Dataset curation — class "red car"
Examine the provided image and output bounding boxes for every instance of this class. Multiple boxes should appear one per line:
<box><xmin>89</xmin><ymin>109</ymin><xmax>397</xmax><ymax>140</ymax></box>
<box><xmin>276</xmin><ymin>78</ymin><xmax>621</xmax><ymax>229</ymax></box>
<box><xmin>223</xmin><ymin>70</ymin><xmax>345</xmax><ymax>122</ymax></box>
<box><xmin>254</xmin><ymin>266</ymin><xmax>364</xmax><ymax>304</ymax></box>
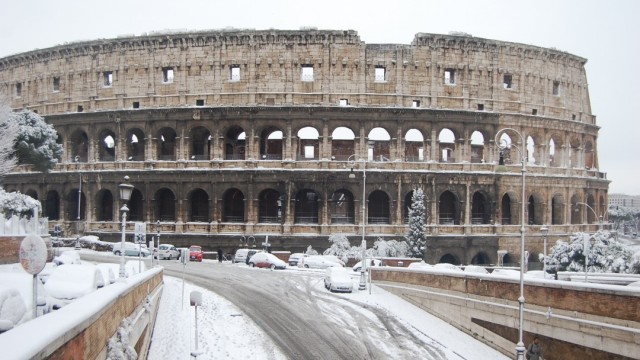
<box><xmin>189</xmin><ymin>245</ymin><xmax>203</xmax><ymax>262</ymax></box>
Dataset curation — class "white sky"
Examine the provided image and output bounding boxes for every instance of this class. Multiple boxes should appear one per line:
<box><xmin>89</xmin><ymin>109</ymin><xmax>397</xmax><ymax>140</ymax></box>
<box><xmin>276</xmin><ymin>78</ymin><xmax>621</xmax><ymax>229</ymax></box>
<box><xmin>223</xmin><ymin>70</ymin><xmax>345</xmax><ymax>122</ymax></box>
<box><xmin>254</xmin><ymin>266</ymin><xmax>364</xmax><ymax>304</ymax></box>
<box><xmin>1</xmin><ymin>0</ymin><xmax>638</xmax><ymax>194</ymax></box>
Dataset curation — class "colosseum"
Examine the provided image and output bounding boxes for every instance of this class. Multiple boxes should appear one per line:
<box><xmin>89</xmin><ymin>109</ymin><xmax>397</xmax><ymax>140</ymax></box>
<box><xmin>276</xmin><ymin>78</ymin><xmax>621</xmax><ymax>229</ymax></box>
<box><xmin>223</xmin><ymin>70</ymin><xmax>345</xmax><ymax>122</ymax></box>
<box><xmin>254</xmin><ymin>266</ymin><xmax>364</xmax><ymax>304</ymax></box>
<box><xmin>0</xmin><ymin>29</ymin><xmax>609</xmax><ymax>265</ymax></box>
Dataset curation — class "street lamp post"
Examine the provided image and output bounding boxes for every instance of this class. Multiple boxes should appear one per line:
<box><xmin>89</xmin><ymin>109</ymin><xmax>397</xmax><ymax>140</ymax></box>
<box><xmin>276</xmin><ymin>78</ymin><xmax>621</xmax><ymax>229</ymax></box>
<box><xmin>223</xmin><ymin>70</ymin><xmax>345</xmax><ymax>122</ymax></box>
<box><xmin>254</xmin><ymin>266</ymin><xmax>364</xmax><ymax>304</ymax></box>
<box><xmin>348</xmin><ymin>155</ymin><xmax>367</xmax><ymax>291</ymax></box>
<box><xmin>575</xmin><ymin>202</ymin><xmax>601</xmax><ymax>282</ymax></box>
<box><xmin>74</xmin><ymin>155</ymin><xmax>82</xmax><ymax>249</ymax></box>
<box><xmin>118</xmin><ymin>176</ymin><xmax>134</xmax><ymax>279</ymax></box>
<box><xmin>496</xmin><ymin>128</ymin><xmax>527</xmax><ymax>360</ymax></box>
<box><xmin>540</xmin><ymin>225</ymin><xmax>549</xmax><ymax>279</ymax></box>
<box><xmin>156</xmin><ymin>220</ymin><xmax>160</xmax><ymax>266</ymax></box>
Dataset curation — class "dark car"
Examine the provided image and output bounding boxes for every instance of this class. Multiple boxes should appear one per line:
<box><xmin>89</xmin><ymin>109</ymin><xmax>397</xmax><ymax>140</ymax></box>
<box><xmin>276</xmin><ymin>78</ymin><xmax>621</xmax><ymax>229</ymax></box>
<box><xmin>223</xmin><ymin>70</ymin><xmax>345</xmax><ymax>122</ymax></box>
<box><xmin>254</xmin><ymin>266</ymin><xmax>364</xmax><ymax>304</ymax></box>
<box><xmin>189</xmin><ymin>245</ymin><xmax>203</xmax><ymax>262</ymax></box>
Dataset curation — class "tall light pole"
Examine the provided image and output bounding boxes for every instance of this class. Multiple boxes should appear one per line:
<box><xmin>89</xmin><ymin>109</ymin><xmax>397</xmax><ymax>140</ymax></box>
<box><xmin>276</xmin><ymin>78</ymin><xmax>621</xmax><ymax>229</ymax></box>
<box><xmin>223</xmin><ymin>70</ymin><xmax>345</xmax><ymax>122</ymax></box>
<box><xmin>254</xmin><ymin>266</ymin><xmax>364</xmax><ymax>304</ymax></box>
<box><xmin>348</xmin><ymin>154</ymin><xmax>367</xmax><ymax>291</ymax></box>
<box><xmin>156</xmin><ymin>219</ymin><xmax>160</xmax><ymax>266</ymax></box>
<box><xmin>496</xmin><ymin>128</ymin><xmax>527</xmax><ymax>360</ymax></box>
<box><xmin>575</xmin><ymin>201</ymin><xmax>601</xmax><ymax>282</ymax></box>
<box><xmin>118</xmin><ymin>176</ymin><xmax>134</xmax><ymax>279</ymax></box>
<box><xmin>540</xmin><ymin>225</ymin><xmax>549</xmax><ymax>279</ymax></box>
<box><xmin>74</xmin><ymin>155</ymin><xmax>82</xmax><ymax>249</ymax></box>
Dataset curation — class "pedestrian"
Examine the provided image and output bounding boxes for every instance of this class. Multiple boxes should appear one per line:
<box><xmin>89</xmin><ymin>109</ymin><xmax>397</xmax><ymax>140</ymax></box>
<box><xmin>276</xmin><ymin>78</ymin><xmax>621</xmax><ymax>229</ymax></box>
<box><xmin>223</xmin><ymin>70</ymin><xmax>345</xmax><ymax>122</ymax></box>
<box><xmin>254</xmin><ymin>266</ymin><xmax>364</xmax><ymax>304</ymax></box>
<box><xmin>217</xmin><ymin>247</ymin><xmax>223</xmax><ymax>263</ymax></box>
<box><xmin>526</xmin><ymin>336</ymin><xmax>543</xmax><ymax>360</ymax></box>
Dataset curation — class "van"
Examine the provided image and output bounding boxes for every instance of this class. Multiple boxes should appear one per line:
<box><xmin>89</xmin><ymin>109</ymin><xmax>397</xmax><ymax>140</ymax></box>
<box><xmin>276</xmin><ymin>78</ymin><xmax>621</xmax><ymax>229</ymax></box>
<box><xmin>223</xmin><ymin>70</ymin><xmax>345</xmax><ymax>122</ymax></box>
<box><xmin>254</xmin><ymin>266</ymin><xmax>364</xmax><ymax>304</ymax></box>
<box><xmin>234</xmin><ymin>248</ymin><xmax>249</xmax><ymax>264</ymax></box>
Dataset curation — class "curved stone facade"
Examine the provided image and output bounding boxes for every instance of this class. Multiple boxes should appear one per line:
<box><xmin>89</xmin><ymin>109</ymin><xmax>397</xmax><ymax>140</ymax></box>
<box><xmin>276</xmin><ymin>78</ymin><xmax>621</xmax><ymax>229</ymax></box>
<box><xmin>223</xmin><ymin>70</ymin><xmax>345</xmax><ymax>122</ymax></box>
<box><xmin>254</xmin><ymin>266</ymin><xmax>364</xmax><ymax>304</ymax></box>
<box><xmin>0</xmin><ymin>29</ymin><xmax>609</xmax><ymax>264</ymax></box>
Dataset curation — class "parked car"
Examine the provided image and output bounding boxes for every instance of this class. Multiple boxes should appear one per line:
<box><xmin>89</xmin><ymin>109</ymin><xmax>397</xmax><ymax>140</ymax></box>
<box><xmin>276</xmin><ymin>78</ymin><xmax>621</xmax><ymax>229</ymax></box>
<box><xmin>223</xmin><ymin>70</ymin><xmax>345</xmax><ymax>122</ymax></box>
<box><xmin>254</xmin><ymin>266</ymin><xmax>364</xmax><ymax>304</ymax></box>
<box><xmin>112</xmin><ymin>242</ymin><xmax>150</xmax><ymax>257</ymax></box>
<box><xmin>352</xmin><ymin>258</ymin><xmax>383</xmax><ymax>272</ymax></box>
<box><xmin>248</xmin><ymin>252</ymin><xmax>287</xmax><ymax>269</ymax></box>
<box><xmin>244</xmin><ymin>250</ymin><xmax>261</xmax><ymax>265</ymax></box>
<box><xmin>324</xmin><ymin>267</ymin><xmax>353</xmax><ymax>293</ymax></box>
<box><xmin>189</xmin><ymin>245</ymin><xmax>203</xmax><ymax>262</ymax></box>
<box><xmin>157</xmin><ymin>244</ymin><xmax>180</xmax><ymax>260</ymax></box>
<box><xmin>299</xmin><ymin>255</ymin><xmax>343</xmax><ymax>269</ymax></box>
<box><xmin>234</xmin><ymin>248</ymin><xmax>250</xmax><ymax>264</ymax></box>
<box><xmin>288</xmin><ymin>253</ymin><xmax>308</xmax><ymax>266</ymax></box>
<box><xmin>323</xmin><ymin>255</ymin><xmax>346</xmax><ymax>267</ymax></box>
<box><xmin>44</xmin><ymin>264</ymin><xmax>103</xmax><ymax>310</ymax></box>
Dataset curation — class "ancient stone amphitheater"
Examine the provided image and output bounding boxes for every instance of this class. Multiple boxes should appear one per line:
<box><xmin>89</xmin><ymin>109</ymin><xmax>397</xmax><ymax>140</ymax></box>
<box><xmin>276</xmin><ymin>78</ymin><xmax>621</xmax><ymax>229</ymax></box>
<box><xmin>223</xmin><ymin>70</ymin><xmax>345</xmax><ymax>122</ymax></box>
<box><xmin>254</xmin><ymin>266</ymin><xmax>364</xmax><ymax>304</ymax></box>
<box><xmin>0</xmin><ymin>29</ymin><xmax>609</xmax><ymax>265</ymax></box>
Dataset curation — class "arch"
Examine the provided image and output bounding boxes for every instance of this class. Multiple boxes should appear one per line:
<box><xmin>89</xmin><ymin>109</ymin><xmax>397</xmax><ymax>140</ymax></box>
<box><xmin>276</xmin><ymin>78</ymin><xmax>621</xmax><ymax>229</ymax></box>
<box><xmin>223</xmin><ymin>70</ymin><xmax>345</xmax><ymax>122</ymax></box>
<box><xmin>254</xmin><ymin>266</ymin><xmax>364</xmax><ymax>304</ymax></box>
<box><xmin>25</xmin><ymin>189</ymin><xmax>38</xmax><ymax>200</ymax></box>
<box><xmin>66</xmin><ymin>188</ymin><xmax>86</xmax><ymax>221</ymax></box>
<box><xmin>297</xmin><ymin>126</ymin><xmax>320</xmax><ymax>160</ymax></box>
<box><xmin>188</xmin><ymin>188</ymin><xmax>209</xmax><ymax>222</ymax></box>
<box><xmin>570</xmin><ymin>193</ymin><xmax>582</xmax><ymax>224</ymax></box>
<box><xmin>190</xmin><ymin>126</ymin><xmax>211</xmax><ymax>160</ymax></box>
<box><xmin>95</xmin><ymin>189</ymin><xmax>114</xmax><ymax>221</ymax></box>
<box><xmin>128</xmin><ymin>189</ymin><xmax>144</xmax><ymax>222</ymax></box>
<box><xmin>70</xmin><ymin>129</ymin><xmax>89</xmax><ymax>162</ymax></box>
<box><xmin>470</xmin><ymin>131</ymin><xmax>485</xmax><ymax>163</ymax></box>
<box><xmin>471</xmin><ymin>252</ymin><xmax>491</xmax><ymax>265</ymax></box>
<box><xmin>222</xmin><ymin>188</ymin><xmax>245</xmax><ymax>222</ymax></box>
<box><xmin>584</xmin><ymin>140</ymin><xmax>595</xmax><ymax>169</ymax></box>
<box><xmin>569</xmin><ymin>137</ymin><xmax>581</xmax><ymax>168</ymax></box>
<box><xmin>329</xmin><ymin>189</ymin><xmax>354</xmax><ymax>224</ymax></box>
<box><xmin>258</xmin><ymin>189</ymin><xmax>282</xmax><ymax>223</ymax></box>
<box><xmin>157</xmin><ymin>127</ymin><xmax>177</xmax><ymax>161</ymax></box>
<box><xmin>294</xmin><ymin>189</ymin><xmax>319</xmax><ymax>224</ymax></box>
<box><xmin>126</xmin><ymin>128</ymin><xmax>145</xmax><ymax>161</ymax></box>
<box><xmin>497</xmin><ymin>133</ymin><xmax>514</xmax><ymax>165</ymax></box>
<box><xmin>471</xmin><ymin>191</ymin><xmax>490</xmax><ymax>224</ymax></box>
<box><xmin>331</xmin><ymin>126</ymin><xmax>355</xmax><ymax>161</ymax></box>
<box><xmin>403</xmin><ymin>191</ymin><xmax>414</xmax><ymax>224</ymax></box>
<box><xmin>439</xmin><ymin>190</ymin><xmax>460</xmax><ymax>225</ymax></box>
<box><xmin>548</xmin><ymin>138</ymin><xmax>556</xmax><ymax>167</ymax></box>
<box><xmin>155</xmin><ymin>188</ymin><xmax>176</xmax><ymax>221</ymax></box>
<box><xmin>98</xmin><ymin>129</ymin><xmax>116</xmax><ymax>162</ymax></box>
<box><xmin>528</xmin><ymin>193</ymin><xmax>544</xmax><ymax>225</ymax></box>
<box><xmin>438</xmin><ymin>128</ymin><xmax>456</xmax><ymax>163</ymax></box>
<box><xmin>551</xmin><ymin>194</ymin><xmax>565</xmax><ymax>225</ymax></box>
<box><xmin>501</xmin><ymin>192</ymin><xmax>517</xmax><ymax>225</ymax></box>
<box><xmin>45</xmin><ymin>190</ymin><xmax>60</xmax><ymax>220</ymax></box>
<box><xmin>404</xmin><ymin>129</ymin><xmax>425</xmax><ymax>162</ymax></box>
<box><xmin>260</xmin><ymin>127</ymin><xmax>283</xmax><ymax>160</ymax></box>
<box><xmin>526</xmin><ymin>135</ymin><xmax>536</xmax><ymax>165</ymax></box>
<box><xmin>225</xmin><ymin>126</ymin><xmax>246</xmax><ymax>160</ymax></box>
<box><xmin>368</xmin><ymin>190</ymin><xmax>390</xmax><ymax>224</ymax></box>
<box><xmin>586</xmin><ymin>194</ymin><xmax>597</xmax><ymax>223</ymax></box>
<box><xmin>368</xmin><ymin>127</ymin><xmax>390</xmax><ymax>161</ymax></box>
<box><xmin>439</xmin><ymin>254</ymin><xmax>460</xmax><ymax>265</ymax></box>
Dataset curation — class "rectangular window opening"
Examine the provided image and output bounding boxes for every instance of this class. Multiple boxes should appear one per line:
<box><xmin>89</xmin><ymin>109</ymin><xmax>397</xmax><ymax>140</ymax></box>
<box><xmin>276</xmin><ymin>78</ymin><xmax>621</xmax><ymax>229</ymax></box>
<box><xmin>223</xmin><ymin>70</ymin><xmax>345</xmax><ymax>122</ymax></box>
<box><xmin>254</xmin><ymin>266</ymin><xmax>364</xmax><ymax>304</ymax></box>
<box><xmin>444</xmin><ymin>69</ymin><xmax>455</xmax><ymax>85</ymax></box>
<box><xmin>572</xmin><ymin>114</ymin><xmax>576</xmax><ymax>120</ymax></box>
<box><xmin>503</xmin><ymin>74</ymin><xmax>512</xmax><ymax>89</ymax></box>
<box><xmin>77</xmin><ymin>105</ymin><xmax>84</xmax><ymax>113</ymax></box>
<box><xmin>163</xmin><ymin>67</ymin><xmax>174</xmax><ymax>83</ymax></box>
<box><xmin>230</xmin><ymin>66</ymin><xmax>240</xmax><ymax>81</ymax></box>
<box><xmin>304</xmin><ymin>146</ymin><xmax>315</xmax><ymax>159</ymax></box>
<box><xmin>16</xmin><ymin>83</ymin><xmax>22</xmax><ymax>97</ymax></box>
<box><xmin>412</xmin><ymin>100</ymin><xmax>420</xmax><ymax>108</ymax></box>
<box><xmin>552</xmin><ymin>81</ymin><xmax>560</xmax><ymax>96</ymax></box>
<box><xmin>132</xmin><ymin>101</ymin><xmax>140</xmax><ymax>109</ymax></box>
<box><xmin>301</xmin><ymin>65</ymin><xmax>314</xmax><ymax>82</ymax></box>
<box><xmin>53</xmin><ymin>77</ymin><xmax>60</xmax><ymax>92</ymax></box>
<box><xmin>477</xmin><ymin>104</ymin><xmax>484</xmax><ymax>111</ymax></box>
<box><xmin>103</xmin><ymin>71</ymin><xmax>113</xmax><ymax>87</ymax></box>
<box><xmin>196</xmin><ymin>99</ymin><xmax>204</xmax><ymax>106</ymax></box>
<box><xmin>532</xmin><ymin>108</ymin><xmax>538</xmax><ymax>115</ymax></box>
<box><xmin>339</xmin><ymin>99</ymin><xmax>349</xmax><ymax>106</ymax></box>
<box><xmin>374</xmin><ymin>66</ymin><xmax>386</xmax><ymax>82</ymax></box>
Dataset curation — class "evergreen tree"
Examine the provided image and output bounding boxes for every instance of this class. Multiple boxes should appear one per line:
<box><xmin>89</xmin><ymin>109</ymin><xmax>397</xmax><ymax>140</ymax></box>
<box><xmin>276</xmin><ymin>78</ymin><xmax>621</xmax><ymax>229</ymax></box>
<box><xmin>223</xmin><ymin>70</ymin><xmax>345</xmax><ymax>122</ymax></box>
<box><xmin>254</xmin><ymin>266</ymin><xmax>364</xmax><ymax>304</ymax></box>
<box><xmin>10</xmin><ymin>110</ymin><xmax>63</xmax><ymax>172</ymax></box>
<box><xmin>406</xmin><ymin>188</ymin><xmax>427</xmax><ymax>258</ymax></box>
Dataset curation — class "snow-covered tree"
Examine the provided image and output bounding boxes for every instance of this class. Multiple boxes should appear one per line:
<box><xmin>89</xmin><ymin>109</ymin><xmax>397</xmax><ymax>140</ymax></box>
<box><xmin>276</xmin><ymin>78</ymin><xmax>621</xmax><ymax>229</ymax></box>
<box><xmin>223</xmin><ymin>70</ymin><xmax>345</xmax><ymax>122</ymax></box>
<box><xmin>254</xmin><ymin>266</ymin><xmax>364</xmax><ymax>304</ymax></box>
<box><xmin>0</xmin><ymin>101</ymin><xmax>19</xmax><ymax>177</ymax></box>
<box><xmin>369</xmin><ymin>238</ymin><xmax>409</xmax><ymax>257</ymax></box>
<box><xmin>10</xmin><ymin>110</ymin><xmax>63</xmax><ymax>172</ymax></box>
<box><xmin>546</xmin><ymin>230</ymin><xmax>639</xmax><ymax>274</ymax></box>
<box><xmin>323</xmin><ymin>233</ymin><xmax>352</xmax><ymax>262</ymax></box>
<box><xmin>406</xmin><ymin>188</ymin><xmax>427</xmax><ymax>258</ymax></box>
<box><xmin>0</xmin><ymin>188</ymin><xmax>41</xmax><ymax>217</ymax></box>
<box><xmin>304</xmin><ymin>245</ymin><xmax>318</xmax><ymax>255</ymax></box>
<box><xmin>608</xmin><ymin>205</ymin><xmax>639</xmax><ymax>235</ymax></box>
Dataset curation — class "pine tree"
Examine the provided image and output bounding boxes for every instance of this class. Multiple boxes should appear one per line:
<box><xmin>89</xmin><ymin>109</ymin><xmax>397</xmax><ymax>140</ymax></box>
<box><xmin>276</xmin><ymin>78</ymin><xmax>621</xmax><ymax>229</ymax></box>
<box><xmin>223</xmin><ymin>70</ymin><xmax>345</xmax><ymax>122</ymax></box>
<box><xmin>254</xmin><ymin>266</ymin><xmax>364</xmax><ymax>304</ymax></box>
<box><xmin>11</xmin><ymin>110</ymin><xmax>63</xmax><ymax>172</ymax></box>
<box><xmin>406</xmin><ymin>188</ymin><xmax>427</xmax><ymax>258</ymax></box>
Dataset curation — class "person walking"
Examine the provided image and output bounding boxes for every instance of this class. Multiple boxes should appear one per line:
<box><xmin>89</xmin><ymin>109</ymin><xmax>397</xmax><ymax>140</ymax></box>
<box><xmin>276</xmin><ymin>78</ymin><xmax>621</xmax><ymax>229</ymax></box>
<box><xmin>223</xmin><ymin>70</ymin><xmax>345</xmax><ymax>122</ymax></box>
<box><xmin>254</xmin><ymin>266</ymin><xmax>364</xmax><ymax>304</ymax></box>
<box><xmin>526</xmin><ymin>336</ymin><xmax>544</xmax><ymax>360</ymax></box>
<box><xmin>217</xmin><ymin>247</ymin><xmax>223</xmax><ymax>263</ymax></box>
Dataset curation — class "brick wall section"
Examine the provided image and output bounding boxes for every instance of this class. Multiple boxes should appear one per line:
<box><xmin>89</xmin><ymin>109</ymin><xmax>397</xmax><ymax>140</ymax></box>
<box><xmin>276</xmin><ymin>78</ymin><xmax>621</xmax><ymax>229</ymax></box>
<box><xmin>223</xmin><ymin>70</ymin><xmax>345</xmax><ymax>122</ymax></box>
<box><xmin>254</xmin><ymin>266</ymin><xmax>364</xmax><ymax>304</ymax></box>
<box><xmin>0</xmin><ymin>235</ymin><xmax>53</xmax><ymax>265</ymax></box>
<box><xmin>371</xmin><ymin>269</ymin><xmax>640</xmax><ymax>322</ymax></box>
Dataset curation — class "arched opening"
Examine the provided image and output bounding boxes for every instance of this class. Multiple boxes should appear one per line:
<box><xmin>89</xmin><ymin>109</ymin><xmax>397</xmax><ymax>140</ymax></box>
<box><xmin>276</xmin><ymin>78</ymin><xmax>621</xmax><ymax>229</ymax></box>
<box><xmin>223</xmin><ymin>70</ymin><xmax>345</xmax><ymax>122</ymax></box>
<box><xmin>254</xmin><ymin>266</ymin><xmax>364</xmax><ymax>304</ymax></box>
<box><xmin>98</xmin><ymin>129</ymin><xmax>116</xmax><ymax>162</ymax></box>
<box><xmin>368</xmin><ymin>127</ymin><xmax>391</xmax><ymax>161</ymax></box>
<box><xmin>297</xmin><ymin>127</ymin><xmax>319</xmax><ymax>160</ymax></box>
<box><xmin>528</xmin><ymin>194</ymin><xmax>543</xmax><ymax>225</ymax></box>
<box><xmin>571</xmin><ymin>194</ymin><xmax>582</xmax><ymax>224</ymax></box>
<box><xmin>188</xmin><ymin>188</ymin><xmax>209</xmax><ymax>222</ymax></box>
<box><xmin>95</xmin><ymin>189</ymin><xmax>113</xmax><ymax>221</ymax></box>
<box><xmin>331</xmin><ymin>127</ymin><xmax>355</xmax><ymax>161</ymax></box>
<box><xmin>470</xmin><ymin>131</ymin><xmax>485</xmax><ymax>163</ymax></box>
<box><xmin>66</xmin><ymin>188</ymin><xmax>85</xmax><ymax>220</ymax></box>
<box><xmin>25</xmin><ymin>189</ymin><xmax>38</xmax><ymax>200</ymax></box>
<box><xmin>225</xmin><ymin>126</ymin><xmax>246</xmax><ymax>160</ymax></box>
<box><xmin>471</xmin><ymin>252</ymin><xmax>490</xmax><ymax>265</ymax></box>
<box><xmin>128</xmin><ymin>189</ymin><xmax>144</xmax><ymax>222</ymax></box>
<box><xmin>584</xmin><ymin>141</ymin><xmax>594</xmax><ymax>169</ymax></box>
<box><xmin>45</xmin><ymin>191</ymin><xmax>60</xmax><ymax>220</ymax></box>
<box><xmin>438</xmin><ymin>128</ymin><xmax>456</xmax><ymax>163</ymax></box>
<box><xmin>294</xmin><ymin>189</ymin><xmax>319</xmax><ymax>224</ymax></box>
<box><xmin>570</xmin><ymin>138</ymin><xmax>580</xmax><ymax>168</ymax></box>
<box><xmin>548</xmin><ymin>138</ymin><xmax>556</xmax><ymax>167</ymax></box>
<box><xmin>552</xmin><ymin>194</ymin><xmax>565</xmax><ymax>225</ymax></box>
<box><xmin>155</xmin><ymin>188</ymin><xmax>176</xmax><ymax>221</ymax></box>
<box><xmin>498</xmin><ymin>133</ymin><xmax>514</xmax><ymax>165</ymax></box>
<box><xmin>368</xmin><ymin>190</ymin><xmax>390</xmax><ymax>224</ymax></box>
<box><xmin>586</xmin><ymin>194</ymin><xmax>597</xmax><ymax>223</ymax></box>
<box><xmin>439</xmin><ymin>190</ymin><xmax>460</xmax><ymax>225</ymax></box>
<box><xmin>501</xmin><ymin>193</ymin><xmax>515</xmax><ymax>225</ymax></box>
<box><xmin>260</xmin><ymin>127</ymin><xmax>283</xmax><ymax>160</ymax></box>
<box><xmin>404</xmin><ymin>129</ymin><xmax>424</xmax><ymax>162</ymax></box>
<box><xmin>126</xmin><ymin>129</ymin><xmax>145</xmax><ymax>161</ymax></box>
<box><xmin>70</xmin><ymin>129</ymin><xmax>89</xmax><ymax>162</ymax></box>
<box><xmin>526</xmin><ymin>136</ymin><xmax>536</xmax><ymax>165</ymax></box>
<box><xmin>222</xmin><ymin>188</ymin><xmax>245</xmax><ymax>223</ymax></box>
<box><xmin>471</xmin><ymin>192</ymin><xmax>490</xmax><ymax>224</ymax></box>
<box><xmin>329</xmin><ymin>190</ymin><xmax>354</xmax><ymax>224</ymax></box>
<box><xmin>258</xmin><ymin>189</ymin><xmax>282</xmax><ymax>223</ymax></box>
<box><xmin>190</xmin><ymin>127</ymin><xmax>211</xmax><ymax>160</ymax></box>
<box><xmin>439</xmin><ymin>254</ymin><xmax>460</xmax><ymax>265</ymax></box>
<box><xmin>158</xmin><ymin>128</ymin><xmax>177</xmax><ymax>161</ymax></box>
<box><xmin>403</xmin><ymin>191</ymin><xmax>414</xmax><ymax>224</ymax></box>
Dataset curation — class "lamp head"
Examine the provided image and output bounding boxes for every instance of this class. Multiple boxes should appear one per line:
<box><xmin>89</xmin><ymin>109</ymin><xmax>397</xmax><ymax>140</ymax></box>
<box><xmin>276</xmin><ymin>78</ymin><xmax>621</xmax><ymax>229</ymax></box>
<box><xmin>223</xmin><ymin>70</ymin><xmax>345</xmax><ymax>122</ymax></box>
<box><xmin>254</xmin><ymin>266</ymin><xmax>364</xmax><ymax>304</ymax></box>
<box><xmin>540</xmin><ymin>225</ymin><xmax>549</xmax><ymax>236</ymax></box>
<box><xmin>119</xmin><ymin>176</ymin><xmax>134</xmax><ymax>202</ymax></box>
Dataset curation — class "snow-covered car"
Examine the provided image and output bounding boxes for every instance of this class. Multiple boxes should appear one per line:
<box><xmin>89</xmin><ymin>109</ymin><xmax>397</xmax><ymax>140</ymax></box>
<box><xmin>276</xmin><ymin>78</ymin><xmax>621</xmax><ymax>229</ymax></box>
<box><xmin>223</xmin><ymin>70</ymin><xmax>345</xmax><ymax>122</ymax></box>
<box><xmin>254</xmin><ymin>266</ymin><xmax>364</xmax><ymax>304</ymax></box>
<box><xmin>112</xmin><ymin>242</ymin><xmax>150</xmax><ymax>257</ymax></box>
<box><xmin>0</xmin><ymin>285</ymin><xmax>27</xmax><ymax>333</ymax></box>
<box><xmin>157</xmin><ymin>244</ymin><xmax>180</xmax><ymax>260</ymax></box>
<box><xmin>352</xmin><ymin>259</ymin><xmax>383</xmax><ymax>272</ymax></box>
<box><xmin>189</xmin><ymin>245</ymin><xmax>203</xmax><ymax>262</ymax></box>
<box><xmin>44</xmin><ymin>264</ymin><xmax>103</xmax><ymax>310</ymax></box>
<box><xmin>463</xmin><ymin>265</ymin><xmax>489</xmax><ymax>274</ymax></box>
<box><xmin>287</xmin><ymin>253</ymin><xmax>308</xmax><ymax>266</ymax></box>
<box><xmin>324</xmin><ymin>267</ymin><xmax>353</xmax><ymax>293</ymax></box>
<box><xmin>323</xmin><ymin>255</ymin><xmax>346</xmax><ymax>267</ymax></box>
<box><xmin>407</xmin><ymin>261</ymin><xmax>433</xmax><ymax>270</ymax></box>
<box><xmin>0</xmin><ymin>272</ymin><xmax>49</xmax><ymax>329</ymax></box>
<box><xmin>53</xmin><ymin>250</ymin><xmax>81</xmax><ymax>265</ymax></box>
<box><xmin>299</xmin><ymin>255</ymin><xmax>343</xmax><ymax>269</ymax></box>
<box><xmin>248</xmin><ymin>252</ymin><xmax>287</xmax><ymax>270</ymax></box>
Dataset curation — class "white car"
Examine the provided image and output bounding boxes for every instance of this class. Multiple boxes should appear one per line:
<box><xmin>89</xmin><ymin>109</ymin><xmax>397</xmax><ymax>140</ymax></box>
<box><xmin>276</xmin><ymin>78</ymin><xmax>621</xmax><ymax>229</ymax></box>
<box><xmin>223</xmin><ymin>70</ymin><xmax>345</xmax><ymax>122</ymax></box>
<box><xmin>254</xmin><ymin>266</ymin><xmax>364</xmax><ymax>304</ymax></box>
<box><xmin>44</xmin><ymin>264</ymin><xmax>103</xmax><ymax>310</ymax></box>
<box><xmin>288</xmin><ymin>253</ymin><xmax>308</xmax><ymax>266</ymax></box>
<box><xmin>352</xmin><ymin>259</ymin><xmax>383</xmax><ymax>272</ymax></box>
<box><xmin>299</xmin><ymin>255</ymin><xmax>343</xmax><ymax>269</ymax></box>
<box><xmin>324</xmin><ymin>267</ymin><xmax>353</xmax><ymax>293</ymax></box>
<box><xmin>248</xmin><ymin>252</ymin><xmax>287</xmax><ymax>269</ymax></box>
<box><xmin>112</xmin><ymin>242</ymin><xmax>150</xmax><ymax>257</ymax></box>
<box><xmin>157</xmin><ymin>244</ymin><xmax>180</xmax><ymax>260</ymax></box>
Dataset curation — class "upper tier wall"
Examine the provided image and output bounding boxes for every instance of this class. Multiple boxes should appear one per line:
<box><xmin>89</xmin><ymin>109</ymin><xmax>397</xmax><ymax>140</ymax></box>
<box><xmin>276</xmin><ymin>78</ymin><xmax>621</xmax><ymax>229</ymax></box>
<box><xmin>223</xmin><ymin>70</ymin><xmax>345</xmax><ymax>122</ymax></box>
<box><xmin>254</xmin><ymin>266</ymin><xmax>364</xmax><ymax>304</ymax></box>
<box><xmin>0</xmin><ymin>29</ymin><xmax>593</xmax><ymax>124</ymax></box>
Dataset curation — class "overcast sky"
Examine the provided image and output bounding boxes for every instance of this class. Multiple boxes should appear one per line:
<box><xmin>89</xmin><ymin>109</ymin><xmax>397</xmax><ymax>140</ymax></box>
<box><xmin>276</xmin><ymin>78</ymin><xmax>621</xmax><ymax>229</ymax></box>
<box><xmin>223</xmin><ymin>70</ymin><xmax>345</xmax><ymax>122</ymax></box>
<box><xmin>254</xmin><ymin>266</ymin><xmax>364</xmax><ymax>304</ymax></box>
<box><xmin>1</xmin><ymin>0</ymin><xmax>638</xmax><ymax>195</ymax></box>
